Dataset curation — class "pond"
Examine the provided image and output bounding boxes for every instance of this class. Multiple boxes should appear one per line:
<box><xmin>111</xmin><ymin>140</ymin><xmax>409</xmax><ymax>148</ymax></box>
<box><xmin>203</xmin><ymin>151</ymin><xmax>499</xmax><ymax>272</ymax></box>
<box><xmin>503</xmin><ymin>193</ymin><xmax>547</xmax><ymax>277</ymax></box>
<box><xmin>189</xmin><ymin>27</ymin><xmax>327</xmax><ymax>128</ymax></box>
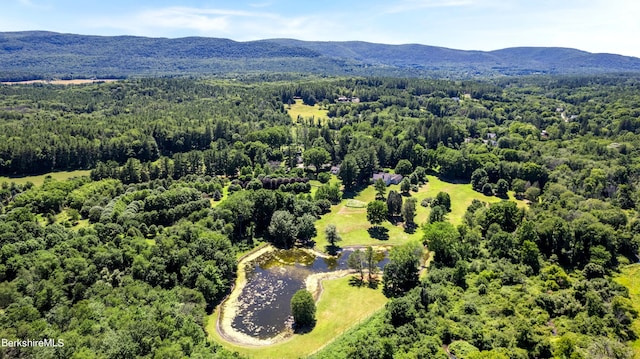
<box><xmin>230</xmin><ymin>247</ymin><xmax>388</xmax><ymax>340</ymax></box>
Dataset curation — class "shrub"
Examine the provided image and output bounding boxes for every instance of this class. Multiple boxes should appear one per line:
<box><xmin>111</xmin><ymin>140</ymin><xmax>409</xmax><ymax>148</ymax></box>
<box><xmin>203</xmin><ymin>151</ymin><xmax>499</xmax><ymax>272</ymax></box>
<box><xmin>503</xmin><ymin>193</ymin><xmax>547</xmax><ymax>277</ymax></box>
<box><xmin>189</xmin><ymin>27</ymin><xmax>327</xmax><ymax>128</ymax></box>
<box><xmin>317</xmin><ymin>172</ymin><xmax>331</xmax><ymax>184</ymax></box>
<box><xmin>291</xmin><ymin>290</ymin><xmax>316</xmax><ymax>327</ymax></box>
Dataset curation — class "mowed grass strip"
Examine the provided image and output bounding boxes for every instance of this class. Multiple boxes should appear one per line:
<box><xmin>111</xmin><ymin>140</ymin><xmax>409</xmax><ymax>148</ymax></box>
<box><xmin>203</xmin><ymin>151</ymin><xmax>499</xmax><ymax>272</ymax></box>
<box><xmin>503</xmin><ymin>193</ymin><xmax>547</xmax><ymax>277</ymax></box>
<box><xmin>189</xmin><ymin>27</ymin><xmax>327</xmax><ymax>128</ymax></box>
<box><xmin>206</xmin><ymin>275</ymin><xmax>387</xmax><ymax>359</ymax></box>
<box><xmin>287</xmin><ymin>99</ymin><xmax>329</xmax><ymax>123</ymax></box>
<box><xmin>614</xmin><ymin>264</ymin><xmax>640</xmax><ymax>357</ymax></box>
<box><xmin>313</xmin><ymin>175</ymin><xmax>523</xmax><ymax>251</ymax></box>
<box><xmin>0</xmin><ymin>169</ymin><xmax>91</xmax><ymax>187</ymax></box>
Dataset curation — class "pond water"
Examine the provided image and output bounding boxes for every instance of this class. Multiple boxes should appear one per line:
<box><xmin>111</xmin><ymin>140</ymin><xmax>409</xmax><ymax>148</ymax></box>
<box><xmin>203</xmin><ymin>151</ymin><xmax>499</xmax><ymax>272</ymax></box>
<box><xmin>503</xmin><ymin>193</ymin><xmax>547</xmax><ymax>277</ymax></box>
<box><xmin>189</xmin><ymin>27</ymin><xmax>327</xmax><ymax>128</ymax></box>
<box><xmin>231</xmin><ymin>248</ymin><xmax>388</xmax><ymax>339</ymax></box>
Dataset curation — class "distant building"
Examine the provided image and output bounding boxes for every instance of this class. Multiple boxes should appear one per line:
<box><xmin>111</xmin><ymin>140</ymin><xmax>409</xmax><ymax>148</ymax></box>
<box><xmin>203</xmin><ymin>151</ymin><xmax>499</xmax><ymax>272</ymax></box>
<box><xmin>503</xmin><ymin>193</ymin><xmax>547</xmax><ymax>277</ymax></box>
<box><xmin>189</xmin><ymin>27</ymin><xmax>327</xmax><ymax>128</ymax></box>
<box><xmin>372</xmin><ymin>172</ymin><xmax>403</xmax><ymax>186</ymax></box>
<box><xmin>336</xmin><ymin>96</ymin><xmax>360</xmax><ymax>103</ymax></box>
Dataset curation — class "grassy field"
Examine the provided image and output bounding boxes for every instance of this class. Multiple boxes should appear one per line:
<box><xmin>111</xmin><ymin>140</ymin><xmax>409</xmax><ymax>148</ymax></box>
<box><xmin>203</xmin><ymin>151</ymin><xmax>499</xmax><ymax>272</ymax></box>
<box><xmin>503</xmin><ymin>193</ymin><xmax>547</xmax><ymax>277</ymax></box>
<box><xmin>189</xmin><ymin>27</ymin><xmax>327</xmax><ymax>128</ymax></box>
<box><xmin>614</xmin><ymin>264</ymin><xmax>640</xmax><ymax>357</ymax></box>
<box><xmin>287</xmin><ymin>99</ymin><xmax>328</xmax><ymax>123</ymax></box>
<box><xmin>0</xmin><ymin>169</ymin><xmax>91</xmax><ymax>187</ymax></box>
<box><xmin>313</xmin><ymin>175</ymin><xmax>523</xmax><ymax>251</ymax></box>
<box><xmin>206</xmin><ymin>275</ymin><xmax>387</xmax><ymax>359</ymax></box>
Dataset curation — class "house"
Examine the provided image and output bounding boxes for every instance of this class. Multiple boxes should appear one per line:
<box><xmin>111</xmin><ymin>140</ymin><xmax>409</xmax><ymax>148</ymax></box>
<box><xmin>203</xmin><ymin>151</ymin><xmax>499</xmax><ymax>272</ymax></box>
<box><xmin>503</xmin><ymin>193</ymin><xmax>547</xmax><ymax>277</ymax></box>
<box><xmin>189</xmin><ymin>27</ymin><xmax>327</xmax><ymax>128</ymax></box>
<box><xmin>372</xmin><ymin>172</ymin><xmax>403</xmax><ymax>186</ymax></box>
<box><xmin>336</xmin><ymin>96</ymin><xmax>361</xmax><ymax>103</ymax></box>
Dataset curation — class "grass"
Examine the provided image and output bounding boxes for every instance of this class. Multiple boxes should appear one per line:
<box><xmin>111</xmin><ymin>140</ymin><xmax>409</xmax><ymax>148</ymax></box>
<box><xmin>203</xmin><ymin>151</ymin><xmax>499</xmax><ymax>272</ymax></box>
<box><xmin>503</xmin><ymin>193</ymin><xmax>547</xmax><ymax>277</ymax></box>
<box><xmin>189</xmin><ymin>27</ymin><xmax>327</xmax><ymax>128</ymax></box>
<box><xmin>287</xmin><ymin>99</ymin><xmax>329</xmax><ymax>124</ymax></box>
<box><xmin>210</xmin><ymin>184</ymin><xmax>230</xmax><ymax>208</ymax></box>
<box><xmin>207</xmin><ymin>275</ymin><xmax>387</xmax><ymax>359</ymax></box>
<box><xmin>313</xmin><ymin>175</ymin><xmax>524</xmax><ymax>251</ymax></box>
<box><xmin>614</xmin><ymin>264</ymin><xmax>640</xmax><ymax>357</ymax></box>
<box><xmin>0</xmin><ymin>169</ymin><xmax>91</xmax><ymax>187</ymax></box>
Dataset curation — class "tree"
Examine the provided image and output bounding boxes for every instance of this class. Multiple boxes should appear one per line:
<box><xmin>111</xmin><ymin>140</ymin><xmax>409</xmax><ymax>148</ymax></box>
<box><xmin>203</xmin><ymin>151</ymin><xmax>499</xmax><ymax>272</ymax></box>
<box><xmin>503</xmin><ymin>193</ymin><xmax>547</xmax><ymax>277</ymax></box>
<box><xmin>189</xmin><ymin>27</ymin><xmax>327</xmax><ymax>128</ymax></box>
<box><xmin>496</xmin><ymin>178</ymin><xmax>509</xmax><ymax>197</ymax></box>
<box><xmin>400</xmin><ymin>178</ymin><xmax>411</xmax><ymax>194</ymax></box>
<box><xmin>386</xmin><ymin>190</ymin><xmax>403</xmax><ymax>218</ymax></box>
<box><xmin>347</xmin><ymin>249</ymin><xmax>365</xmax><ymax>282</ymax></box>
<box><xmin>432</xmin><ymin>191</ymin><xmax>451</xmax><ymax>212</ymax></box>
<box><xmin>482</xmin><ymin>182</ymin><xmax>494</xmax><ymax>196</ymax></box>
<box><xmin>365</xmin><ymin>246</ymin><xmax>379</xmax><ymax>282</ymax></box>
<box><xmin>616</xmin><ymin>184</ymin><xmax>635</xmax><ymax>209</ymax></box>
<box><xmin>429</xmin><ymin>205</ymin><xmax>446</xmax><ymax>223</ymax></box>
<box><xmin>401</xmin><ymin>197</ymin><xmax>417</xmax><ymax>226</ymax></box>
<box><xmin>482</xmin><ymin>201</ymin><xmax>523</xmax><ymax>233</ymax></box>
<box><xmin>303</xmin><ymin>147</ymin><xmax>330</xmax><ymax>173</ymax></box>
<box><xmin>524</xmin><ymin>186</ymin><xmax>540</xmax><ymax>202</ymax></box>
<box><xmin>383</xmin><ymin>241</ymin><xmax>422</xmax><ymax>297</ymax></box>
<box><xmin>338</xmin><ymin>155</ymin><xmax>359</xmax><ymax>190</ymax></box>
<box><xmin>521</xmin><ymin>240</ymin><xmax>541</xmax><ymax>273</ymax></box>
<box><xmin>470</xmin><ymin>168</ymin><xmax>488</xmax><ymax>192</ymax></box>
<box><xmin>297</xmin><ymin>214</ymin><xmax>317</xmax><ymax>244</ymax></box>
<box><xmin>291</xmin><ymin>290</ymin><xmax>316</xmax><ymax>327</ymax></box>
<box><xmin>394</xmin><ymin>159</ymin><xmax>413</xmax><ymax>176</ymax></box>
<box><xmin>325</xmin><ymin>224</ymin><xmax>342</xmax><ymax>248</ymax></box>
<box><xmin>422</xmin><ymin>222</ymin><xmax>460</xmax><ymax>267</ymax></box>
<box><xmin>367</xmin><ymin>200</ymin><xmax>388</xmax><ymax>228</ymax></box>
<box><xmin>268</xmin><ymin>210</ymin><xmax>297</xmax><ymax>248</ymax></box>
<box><xmin>374</xmin><ymin>178</ymin><xmax>387</xmax><ymax>200</ymax></box>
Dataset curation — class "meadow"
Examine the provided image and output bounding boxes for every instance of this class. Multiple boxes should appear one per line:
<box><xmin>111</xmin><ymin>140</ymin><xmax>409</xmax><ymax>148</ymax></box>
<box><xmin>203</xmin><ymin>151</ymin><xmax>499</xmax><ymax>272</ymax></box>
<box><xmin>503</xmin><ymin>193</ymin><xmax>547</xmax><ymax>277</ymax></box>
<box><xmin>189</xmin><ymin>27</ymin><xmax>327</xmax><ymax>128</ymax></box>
<box><xmin>615</xmin><ymin>264</ymin><xmax>640</xmax><ymax>357</ymax></box>
<box><xmin>0</xmin><ymin>169</ymin><xmax>91</xmax><ymax>187</ymax></box>
<box><xmin>286</xmin><ymin>99</ymin><xmax>329</xmax><ymax>124</ymax></box>
<box><xmin>312</xmin><ymin>175</ymin><xmax>522</xmax><ymax>251</ymax></box>
<box><xmin>207</xmin><ymin>275</ymin><xmax>387</xmax><ymax>359</ymax></box>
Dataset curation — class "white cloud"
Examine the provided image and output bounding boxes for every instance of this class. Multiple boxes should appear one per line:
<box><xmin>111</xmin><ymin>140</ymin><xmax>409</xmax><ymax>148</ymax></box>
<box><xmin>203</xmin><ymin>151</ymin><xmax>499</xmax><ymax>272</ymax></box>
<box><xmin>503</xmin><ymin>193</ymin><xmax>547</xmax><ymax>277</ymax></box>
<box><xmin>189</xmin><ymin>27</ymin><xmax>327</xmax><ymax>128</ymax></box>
<box><xmin>384</xmin><ymin>0</ymin><xmax>475</xmax><ymax>14</ymax></box>
<box><xmin>83</xmin><ymin>5</ymin><xmax>351</xmax><ymax>42</ymax></box>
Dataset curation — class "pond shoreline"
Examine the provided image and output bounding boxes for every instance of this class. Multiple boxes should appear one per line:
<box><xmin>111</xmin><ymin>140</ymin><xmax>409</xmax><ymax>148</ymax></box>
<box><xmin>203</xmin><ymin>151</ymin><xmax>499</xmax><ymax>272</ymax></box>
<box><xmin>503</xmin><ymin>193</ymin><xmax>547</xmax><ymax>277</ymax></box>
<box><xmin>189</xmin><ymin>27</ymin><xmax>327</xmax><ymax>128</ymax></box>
<box><xmin>214</xmin><ymin>244</ymin><xmax>360</xmax><ymax>347</ymax></box>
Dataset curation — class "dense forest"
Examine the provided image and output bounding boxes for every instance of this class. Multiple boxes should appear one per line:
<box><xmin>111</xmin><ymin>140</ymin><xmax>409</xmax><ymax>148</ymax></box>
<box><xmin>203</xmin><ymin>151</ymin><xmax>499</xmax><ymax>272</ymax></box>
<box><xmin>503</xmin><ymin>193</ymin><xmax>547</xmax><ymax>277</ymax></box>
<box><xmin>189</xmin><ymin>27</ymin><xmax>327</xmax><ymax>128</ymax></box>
<box><xmin>0</xmin><ymin>75</ymin><xmax>638</xmax><ymax>358</ymax></box>
<box><xmin>3</xmin><ymin>32</ymin><xmax>640</xmax><ymax>81</ymax></box>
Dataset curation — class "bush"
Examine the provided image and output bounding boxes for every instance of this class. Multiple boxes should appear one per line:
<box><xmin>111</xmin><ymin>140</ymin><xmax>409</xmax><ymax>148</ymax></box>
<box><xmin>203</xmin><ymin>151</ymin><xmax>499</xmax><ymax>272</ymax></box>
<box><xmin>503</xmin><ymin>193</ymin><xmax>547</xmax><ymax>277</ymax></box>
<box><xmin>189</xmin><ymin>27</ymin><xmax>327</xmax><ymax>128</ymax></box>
<box><xmin>315</xmin><ymin>199</ymin><xmax>332</xmax><ymax>214</ymax></box>
<box><xmin>317</xmin><ymin>172</ymin><xmax>331</xmax><ymax>184</ymax></box>
<box><xmin>291</xmin><ymin>290</ymin><xmax>316</xmax><ymax>327</ymax></box>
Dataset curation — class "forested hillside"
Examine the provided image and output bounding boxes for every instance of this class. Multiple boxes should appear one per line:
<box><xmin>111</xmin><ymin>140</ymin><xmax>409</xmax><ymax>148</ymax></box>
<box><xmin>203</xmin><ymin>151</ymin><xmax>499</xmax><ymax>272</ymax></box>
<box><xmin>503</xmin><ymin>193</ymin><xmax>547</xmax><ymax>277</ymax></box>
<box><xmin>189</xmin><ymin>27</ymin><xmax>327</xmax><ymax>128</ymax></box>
<box><xmin>2</xmin><ymin>31</ymin><xmax>640</xmax><ymax>81</ymax></box>
<box><xmin>0</xmin><ymin>75</ymin><xmax>638</xmax><ymax>358</ymax></box>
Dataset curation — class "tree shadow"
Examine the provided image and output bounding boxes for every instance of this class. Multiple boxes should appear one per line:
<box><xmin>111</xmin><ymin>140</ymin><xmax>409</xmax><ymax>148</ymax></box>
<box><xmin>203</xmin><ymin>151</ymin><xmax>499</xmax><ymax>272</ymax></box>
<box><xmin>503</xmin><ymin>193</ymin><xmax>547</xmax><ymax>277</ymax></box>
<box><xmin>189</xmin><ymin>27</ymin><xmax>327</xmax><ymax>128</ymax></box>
<box><xmin>325</xmin><ymin>244</ymin><xmax>341</xmax><ymax>255</ymax></box>
<box><xmin>403</xmin><ymin>223</ymin><xmax>417</xmax><ymax>234</ymax></box>
<box><xmin>368</xmin><ymin>277</ymin><xmax>380</xmax><ymax>289</ymax></box>
<box><xmin>348</xmin><ymin>276</ymin><xmax>365</xmax><ymax>287</ymax></box>
<box><xmin>367</xmin><ymin>226</ymin><xmax>389</xmax><ymax>240</ymax></box>
<box><xmin>300</xmin><ymin>238</ymin><xmax>316</xmax><ymax>248</ymax></box>
<box><xmin>293</xmin><ymin>321</ymin><xmax>317</xmax><ymax>334</ymax></box>
<box><xmin>342</xmin><ymin>184</ymin><xmax>368</xmax><ymax>200</ymax></box>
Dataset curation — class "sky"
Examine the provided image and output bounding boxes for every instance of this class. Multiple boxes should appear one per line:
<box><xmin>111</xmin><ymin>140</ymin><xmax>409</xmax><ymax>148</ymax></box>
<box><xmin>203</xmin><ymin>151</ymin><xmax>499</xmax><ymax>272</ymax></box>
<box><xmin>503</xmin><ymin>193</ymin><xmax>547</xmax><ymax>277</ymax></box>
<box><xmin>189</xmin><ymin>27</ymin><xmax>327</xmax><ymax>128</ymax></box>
<box><xmin>3</xmin><ymin>0</ymin><xmax>640</xmax><ymax>57</ymax></box>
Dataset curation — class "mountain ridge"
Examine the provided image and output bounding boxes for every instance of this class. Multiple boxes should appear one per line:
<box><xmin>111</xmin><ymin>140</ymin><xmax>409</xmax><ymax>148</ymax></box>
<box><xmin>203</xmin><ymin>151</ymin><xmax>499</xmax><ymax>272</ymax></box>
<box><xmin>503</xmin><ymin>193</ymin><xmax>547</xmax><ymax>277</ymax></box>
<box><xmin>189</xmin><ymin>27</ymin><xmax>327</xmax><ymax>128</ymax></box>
<box><xmin>2</xmin><ymin>31</ymin><xmax>640</xmax><ymax>80</ymax></box>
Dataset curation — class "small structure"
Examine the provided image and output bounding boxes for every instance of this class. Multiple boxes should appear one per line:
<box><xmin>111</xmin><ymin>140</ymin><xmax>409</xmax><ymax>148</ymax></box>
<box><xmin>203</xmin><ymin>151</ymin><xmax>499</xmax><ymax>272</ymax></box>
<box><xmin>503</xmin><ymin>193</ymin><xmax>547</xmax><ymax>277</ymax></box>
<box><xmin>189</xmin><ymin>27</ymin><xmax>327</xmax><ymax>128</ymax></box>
<box><xmin>336</xmin><ymin>96</ymin><xmax>360</xmax><ymax>103</ymax></box>
<box><xmin>330</xmin><ymin>165</ymin><xmax>341</xmax><ymax>175</ymax></box>
<box><xmin>372</xmin><ymin>172</ymin><xmax>403</xmax><ymax>186</ymax></box>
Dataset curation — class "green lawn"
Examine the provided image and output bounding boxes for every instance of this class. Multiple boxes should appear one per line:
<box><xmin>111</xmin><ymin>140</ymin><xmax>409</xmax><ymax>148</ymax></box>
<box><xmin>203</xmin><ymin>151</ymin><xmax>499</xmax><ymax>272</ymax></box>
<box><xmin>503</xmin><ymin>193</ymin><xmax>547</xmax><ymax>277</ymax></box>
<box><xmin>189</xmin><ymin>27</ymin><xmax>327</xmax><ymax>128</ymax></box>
<box><xmin>207</xmin><ymin>275</ymin><xmax>387</xmax><ymax>359</ymax></box>
<box><xmin>210</xmin><ymin>184</ymin><xmax>230</xmax><ymax>208</ymax></box>
<box><xmin>0</xmin><ymin>169</ymin><xmax>91</xmax><ymax>187</ymax></box>
<box><xmin>614</xmin><ymin>264</ymin><xmax>640</xmax><ymax>357</ymax></box>
<box><xmin>313</xmin><ymin>175</ymin><xmax>524</xmax><ymax>252</ymax></box>
<box><xmin>287</xmin><ymin>99</ymin><xmax>329</xmax><ymax>124</ymax></box>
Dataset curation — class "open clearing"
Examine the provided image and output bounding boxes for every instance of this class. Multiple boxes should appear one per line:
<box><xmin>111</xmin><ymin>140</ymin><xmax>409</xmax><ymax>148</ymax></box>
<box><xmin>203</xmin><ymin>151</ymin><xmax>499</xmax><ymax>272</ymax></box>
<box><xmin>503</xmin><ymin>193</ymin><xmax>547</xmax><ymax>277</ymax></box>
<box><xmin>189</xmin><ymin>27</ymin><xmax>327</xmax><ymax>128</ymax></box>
<box><xmin>207</xmin><ymin>275</ymin><xmax>387</xmax><ymax>359</ymax></box>
<box><xmin>614</xmin><ymin>264</ymin><xmax>640</xmax><ymax>357</ymax></box>
<box><xmin>286</xmin><ymin>99</ymin><xmax>329</xmax><ymax>123</ymax></box>
<box><xmin>312</xmin><ymin>175</ymin><xmax>523</xmax><ymax>251</ymax></box>
<box><xmin>0</xmin><ymin>169</ymin><xmax>91</xmax><ymax>187</ymax></box>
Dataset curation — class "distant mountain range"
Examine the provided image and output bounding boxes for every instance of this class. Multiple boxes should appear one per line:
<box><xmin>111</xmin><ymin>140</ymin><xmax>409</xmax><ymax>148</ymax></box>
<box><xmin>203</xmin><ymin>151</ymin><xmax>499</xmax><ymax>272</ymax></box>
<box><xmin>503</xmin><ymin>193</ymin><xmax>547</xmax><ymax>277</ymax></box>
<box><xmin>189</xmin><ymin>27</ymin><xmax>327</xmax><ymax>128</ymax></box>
<box><xmin>2</xmin><ymin>31</ymin><xmax>640</xmax><ymax>80</ymax></box>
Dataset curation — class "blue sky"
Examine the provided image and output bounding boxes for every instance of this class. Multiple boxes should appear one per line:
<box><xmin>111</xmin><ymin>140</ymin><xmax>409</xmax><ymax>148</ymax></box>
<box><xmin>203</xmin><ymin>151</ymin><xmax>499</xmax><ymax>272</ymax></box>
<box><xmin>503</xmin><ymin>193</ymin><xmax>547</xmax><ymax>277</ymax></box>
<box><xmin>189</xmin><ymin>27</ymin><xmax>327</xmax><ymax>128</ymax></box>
<box><xmin>3</xmin><ymin>0</ymin><xmax>639</xmax><ymax>57</ymax></box>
